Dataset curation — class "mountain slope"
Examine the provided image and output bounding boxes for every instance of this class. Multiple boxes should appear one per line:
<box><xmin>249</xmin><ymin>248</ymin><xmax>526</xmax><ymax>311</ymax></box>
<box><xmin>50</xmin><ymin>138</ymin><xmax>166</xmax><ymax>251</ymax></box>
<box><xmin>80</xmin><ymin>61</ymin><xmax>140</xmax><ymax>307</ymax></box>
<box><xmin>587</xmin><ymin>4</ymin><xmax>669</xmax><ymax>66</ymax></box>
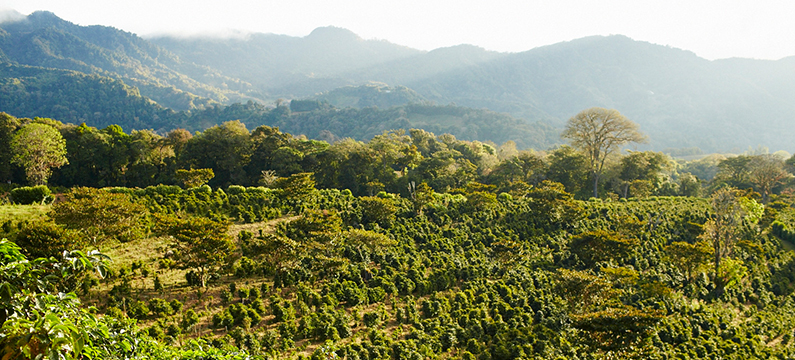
<box><xmin>149</xmin><ymin>26</ymin><xmax>423</xmax><ymax>96</ymax></box>
<box><xmin>153</xmin><ymin>29</ymin><xmax>795</xmax><ymax>151</ymax></box>
<box><xmin>3</xmin><ymin>11</ymin><xmax>795</xmax><ymax>152</ymax></box>
<box><xmin>0</xmin><ymin>62</ymin><xmax>177</xmax><ymax>130</ymax></box>
<box><xmin>310</xmin><ymin>83</ymin><xmax>427</xmax><ymax>109</ymax></box>
<box><xmin>406</xmin><ymin>36</ymin><xmax>795</xmax><ymax>151</ymax></box>
<box><xmin>0</xmin><ymin>11</ymin><xmax>258</xmax><ymax>110</ymax></box>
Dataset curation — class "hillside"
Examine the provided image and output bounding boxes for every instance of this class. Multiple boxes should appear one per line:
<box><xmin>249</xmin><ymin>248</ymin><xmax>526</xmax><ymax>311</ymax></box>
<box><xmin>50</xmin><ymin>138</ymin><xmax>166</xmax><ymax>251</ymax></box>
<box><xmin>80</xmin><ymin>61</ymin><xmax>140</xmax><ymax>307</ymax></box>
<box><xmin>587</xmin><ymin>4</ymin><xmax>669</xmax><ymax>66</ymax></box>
<box><xmin>155</xmin><ymin>30</ymin><xmax>795</xmax><ymax>152</ymax></box>
<box><xmin>4</xmin><ymin>185</ymin><xmax>795</xmax><ymax>359</ymax></box>
<box><xmin>309</xmin><ymin>83</ymin><xmax>427</xmax><ymax>109</ymax></box>
<box><xmin>150</xmin><ymin>26</ymin><xmax>422</xmax><ymax>96</ymax></box>
<box><xmin>405</xmin><ymin>35</ymin><xmax>795</xmax><ymax>151</ymax></box>
<box><xmin>0</xmin><ymin>11</ymin><xmax>259</xmax><ymax>110</ymax></box>
<box><xmin>4</xmin><ymin>112</ymin><xmax>795</xmax><ymax>358</ymax></box>
<box><xmin>4</xmin><ymin>11</ymin><xmax>795</xmax><ymax>153</ymax></box>
<box><xmin>0</xmin><ymin>62</ymin><xmax>177</xmax><ymax>130</ymax></box>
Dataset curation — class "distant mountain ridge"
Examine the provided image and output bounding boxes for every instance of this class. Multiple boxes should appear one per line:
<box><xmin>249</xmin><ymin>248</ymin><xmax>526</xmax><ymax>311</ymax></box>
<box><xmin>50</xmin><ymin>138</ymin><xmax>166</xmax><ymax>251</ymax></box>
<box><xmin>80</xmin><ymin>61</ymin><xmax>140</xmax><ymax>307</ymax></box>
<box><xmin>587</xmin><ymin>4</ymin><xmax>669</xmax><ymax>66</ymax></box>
<box><xmin>3</xmin><ymin>10</ymin><xmax>795</xmax><ymax>152</ymax></box>
<box><xmin>149</xmin><ymin>26</ymin><xmax>423</xmax><ymax>95</ymax></box>
<box><xmin>153</xmin><ymin>28</ymin><xmax>795</xmax><ymax>152</ymax></box>
<box><xmin>403</xmin><ymin>35</ymin><xmax>795</xmax><ymax>151</ymax></box>
<box><xmin>0</xmin><ymin>10</ymin><xmax>260</xmax><ymax>110</ymax></box>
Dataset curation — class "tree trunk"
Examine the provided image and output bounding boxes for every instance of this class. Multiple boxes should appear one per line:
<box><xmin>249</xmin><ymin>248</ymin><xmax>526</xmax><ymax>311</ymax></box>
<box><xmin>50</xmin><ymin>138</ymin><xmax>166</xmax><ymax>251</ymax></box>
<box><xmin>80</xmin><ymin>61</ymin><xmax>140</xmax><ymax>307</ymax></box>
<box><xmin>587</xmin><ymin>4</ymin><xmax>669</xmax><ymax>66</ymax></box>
<box><xmin>592</xmin><ymin>172</ymin><xmax>599</xmax><ymax>198</ymax></box>
<box><xmin>714</xmin><ymin>247</ymin><xmax>724</xmax><ymax>296</ymax></box>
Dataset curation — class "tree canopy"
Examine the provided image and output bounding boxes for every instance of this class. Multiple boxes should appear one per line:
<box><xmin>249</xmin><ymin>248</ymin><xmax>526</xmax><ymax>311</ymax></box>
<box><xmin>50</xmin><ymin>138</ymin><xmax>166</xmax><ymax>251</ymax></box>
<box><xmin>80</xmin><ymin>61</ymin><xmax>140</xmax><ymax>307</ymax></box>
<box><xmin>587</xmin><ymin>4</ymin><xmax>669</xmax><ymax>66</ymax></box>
<box><xmin>561</xmin><ymin>107</ymin><xmax>646</xmax><ymax>198</ymax></box>
<box><xmin>10</xmin><ymin>121</ymin><xmax>68</xmax><ymax>185</ymax></box>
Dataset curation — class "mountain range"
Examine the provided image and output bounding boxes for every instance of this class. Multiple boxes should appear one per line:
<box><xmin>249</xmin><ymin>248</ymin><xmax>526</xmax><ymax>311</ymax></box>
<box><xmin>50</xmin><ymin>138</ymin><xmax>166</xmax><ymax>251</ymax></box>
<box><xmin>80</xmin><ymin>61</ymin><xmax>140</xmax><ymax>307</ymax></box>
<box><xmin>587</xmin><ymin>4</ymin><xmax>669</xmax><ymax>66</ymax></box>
<box><xmin>1</xmin><ymin>10</ymin><xmax>794</xmax><ymax>152</ymax></box>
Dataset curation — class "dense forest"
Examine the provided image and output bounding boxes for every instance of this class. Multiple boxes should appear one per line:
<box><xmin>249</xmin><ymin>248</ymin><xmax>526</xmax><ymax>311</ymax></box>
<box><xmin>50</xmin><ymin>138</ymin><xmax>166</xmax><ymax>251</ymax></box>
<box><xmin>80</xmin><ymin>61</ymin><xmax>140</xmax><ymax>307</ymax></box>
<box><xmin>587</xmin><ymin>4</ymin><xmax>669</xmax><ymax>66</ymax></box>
<box><xmin>0</xmin><ymin>93</ymin><xmax>559</xmax><ymax>155</ymax></box>
<box><xmin>3</xmin><ymin>109</ymin><xmax>795</xmax><ymax>359</ymax></box>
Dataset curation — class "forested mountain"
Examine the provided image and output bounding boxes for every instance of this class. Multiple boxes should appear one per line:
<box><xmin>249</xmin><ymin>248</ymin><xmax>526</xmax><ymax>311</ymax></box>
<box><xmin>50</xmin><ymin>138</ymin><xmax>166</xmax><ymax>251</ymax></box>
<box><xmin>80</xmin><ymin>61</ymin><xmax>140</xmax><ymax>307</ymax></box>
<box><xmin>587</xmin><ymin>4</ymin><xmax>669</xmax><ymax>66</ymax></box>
<box><xmin>309</xmin><ymin>83</ymin><xmax>427</xmax><ymax>109</ymax></box>
<box><xmin>404</xmin><ymin>36</ymin><xmax>795</xmax><ymax>152</ymax></box>
<box><xmin>150</xmin><ymin>27</ymin><xmax>424</xmax><ymax>96</ymax></box>
<box><xmin>3</xmin><ymin>10</ymin><xmax>795</xmax><ymax>152</ymax></box>
<box><xmin>0</xmin><ymin>11</ymin><xmax>259</xmax><ymax>110</ymax></box>
<box><xmin>0</xmin><ymin>63</ymin><xmax>554</xmax><ymax>149</ymax></box>
<box><xmin>155</xmin><ymin>31</ymin><xmax>795</xmax><ymax>152</ymax></box>
<box><xmin>0</xmin><ymin>62</ymin><xmax>179</xmax><ymax>130</ymax></box>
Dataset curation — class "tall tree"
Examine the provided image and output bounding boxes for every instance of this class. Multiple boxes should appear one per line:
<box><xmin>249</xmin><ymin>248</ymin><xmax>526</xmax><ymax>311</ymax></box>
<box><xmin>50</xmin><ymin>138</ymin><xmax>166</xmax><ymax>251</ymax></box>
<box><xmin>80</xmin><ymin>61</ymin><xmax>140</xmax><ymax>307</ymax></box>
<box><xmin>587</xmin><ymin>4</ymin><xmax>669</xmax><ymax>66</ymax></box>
<box><xmin>546</xmin><ymin>145</ymin><xmax>589</xmax><ymax>198</ymax></box>
<box><xmin>617</xmin><ymin>151</ymin><xmax>670</xmax><ymax>198</ymax></box>
<box><xmin>561</xmin><ymin>107</ymin><xmax>646</xmax><ymax>198</ymax></box>
<box><xmin>747</xmin><ymin>154</ymin><xmax>791</xmax><ymax>203</ymax></box>
<box><xmin>10</xmin><ymin>122</ymin><xmax>68</xmax><ymax>185</ymax></box>
<box><xmin>0</xmin><ymin>113</ymin><xmax>21</xmax><ymax>183</ymax></box>
<box><xmin>699</xmin><ymin>188</ymin><xmax>760</xmax><ymax>295</ymax></box>
<box><xmin>180</xmin><ymin>120</ymin><xmax>252</xmax><ymax>186</ymax></box>
<box><xmin>714</xmin><ymin>155</ymin><xmax>753</xmax><ymax>189</ymax></box>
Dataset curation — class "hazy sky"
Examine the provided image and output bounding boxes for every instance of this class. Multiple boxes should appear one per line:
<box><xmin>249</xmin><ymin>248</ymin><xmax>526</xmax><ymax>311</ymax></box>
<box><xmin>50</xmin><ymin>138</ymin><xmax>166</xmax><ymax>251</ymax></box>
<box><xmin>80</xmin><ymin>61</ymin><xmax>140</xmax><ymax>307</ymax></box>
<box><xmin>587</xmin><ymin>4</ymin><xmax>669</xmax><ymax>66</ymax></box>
<box><xmin>2</xmin><ymin>0</ymin><xmax>794</xmax><ymax>60</ymax></box>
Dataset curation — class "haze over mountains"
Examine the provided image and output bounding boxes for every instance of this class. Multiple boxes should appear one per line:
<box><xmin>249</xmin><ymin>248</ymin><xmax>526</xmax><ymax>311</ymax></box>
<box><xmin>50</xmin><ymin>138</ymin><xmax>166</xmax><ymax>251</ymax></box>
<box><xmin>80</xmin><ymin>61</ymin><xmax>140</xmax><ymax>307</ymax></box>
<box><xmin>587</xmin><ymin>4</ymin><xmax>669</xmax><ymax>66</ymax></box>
<box><xmin>1</xmin><ymin>10</ymin><xmax>794</xmax><ymax>152</ymax></box>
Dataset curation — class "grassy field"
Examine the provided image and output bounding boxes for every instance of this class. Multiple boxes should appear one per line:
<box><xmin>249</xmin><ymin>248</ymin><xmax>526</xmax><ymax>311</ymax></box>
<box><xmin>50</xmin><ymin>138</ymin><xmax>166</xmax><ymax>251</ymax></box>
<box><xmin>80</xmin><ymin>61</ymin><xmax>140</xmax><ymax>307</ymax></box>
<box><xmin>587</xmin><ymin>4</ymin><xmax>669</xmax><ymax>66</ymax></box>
<box><xmin>0</xmin><ymin>204</ymin><xmax>49</xmax><ymax>224</ymax></box>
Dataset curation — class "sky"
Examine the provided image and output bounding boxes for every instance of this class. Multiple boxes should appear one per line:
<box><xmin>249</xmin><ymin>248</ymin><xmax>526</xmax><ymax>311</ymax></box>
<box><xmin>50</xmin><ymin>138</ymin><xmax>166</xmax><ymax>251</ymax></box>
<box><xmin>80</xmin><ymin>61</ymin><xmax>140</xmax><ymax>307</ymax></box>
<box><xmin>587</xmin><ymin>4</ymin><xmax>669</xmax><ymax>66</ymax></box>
<box><xmin>1</xmin><ymin>0</ymin><xmax>794</xmax><ymax>60</ymax></box>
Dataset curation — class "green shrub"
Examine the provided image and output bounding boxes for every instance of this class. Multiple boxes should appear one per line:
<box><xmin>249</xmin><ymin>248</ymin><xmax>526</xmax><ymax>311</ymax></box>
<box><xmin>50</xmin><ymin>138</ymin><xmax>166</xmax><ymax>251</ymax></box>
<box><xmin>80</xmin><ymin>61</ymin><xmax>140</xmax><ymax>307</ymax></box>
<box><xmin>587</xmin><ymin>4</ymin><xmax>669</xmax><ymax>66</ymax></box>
<box><xmin>188</xmin><ymin>185</ymin><xmax>212</xmax><ymax>195</ymax></box>
<box><xmin>13</xmin><ymin>220</ymin><xmax>85</xmax><ymax>259</ymax></box>
<box><xmin>149</xmin><ymin>298</ymin><xmax>174</xmax><ymax>317</ymax></box>
<box><xmin>144</xmin><ymin>184</ymin><xmax>182</xmax><ymax>197</ymax></box>
<box><xmin>363</xmin><ymin>312</ymin><xmax>381</xmax><ymax>327</ymax></box>
<box><xmin>227</xmin><ymin>185</ymin><xmax>246</xmax><ymax>195</ymax></box>
<box><xmin>10</xmin><ymin>185</ymin><xmax>52</xmax><ymax>204</ymax></box>
<box><xmin>181</xmin><ymin>309</ymin><xmax>200</xmax><ymax>331</ymax></box>
<box><xmin>128</xmin><ymin>300</ymin><xmax>150</xmax><ymax>320</ymax></box>
<box><xmin>170</xmin><ymin>299</ymin><xmax>184</xmax><ymax>313</ymax></box>
<box><xmin>246</xmin><ymin>187</ymin><xmax>271</xmax><ymax>195</ymax></box>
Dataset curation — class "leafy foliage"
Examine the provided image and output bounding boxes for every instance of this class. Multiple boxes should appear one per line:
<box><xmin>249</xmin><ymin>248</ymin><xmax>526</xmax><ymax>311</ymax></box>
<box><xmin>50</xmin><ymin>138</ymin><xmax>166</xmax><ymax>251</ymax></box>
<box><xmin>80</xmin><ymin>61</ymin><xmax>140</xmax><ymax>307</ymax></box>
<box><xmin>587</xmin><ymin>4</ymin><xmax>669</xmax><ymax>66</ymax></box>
<box><xmin>10</xmin><ymin>122</ymin><xmax>68</xmax><ymax>185</ymax></box>
<box><xmin>8</xmin><ymin>185</ymin><xmax>52</xmax><ymax>205</ymax></box>
<box><xmin>153</xmin><ymin>214</ymin><xmax>235</xmax><ymax>287</ymax></box>
<box><xmin>50</xmin><ymin>187</ymin><xmax>147</xmax><ymax>244</ymax></box>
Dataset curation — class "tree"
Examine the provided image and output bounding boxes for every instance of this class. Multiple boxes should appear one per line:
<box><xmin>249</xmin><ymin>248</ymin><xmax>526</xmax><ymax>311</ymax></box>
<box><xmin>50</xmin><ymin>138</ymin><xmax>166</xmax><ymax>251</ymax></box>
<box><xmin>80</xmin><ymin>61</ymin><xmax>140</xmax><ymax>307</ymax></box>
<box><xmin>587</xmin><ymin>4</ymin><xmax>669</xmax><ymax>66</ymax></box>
<box><xmin>10</xmin><ymin>122</ymin><xmax>68</xmax><ymax>185</ymax></box>
<box><xmin>699</xmin><ymin>188</ymin><xmax>758</xmax><ymax>295</ymax></box>
<box><xmin>617</xmin><ymin>151</ymin><xmax>670</xmax><ymax>198</ymax></box>
<box><xmin>0</xmin><ymin>113</ymin><xmax>21</xmax><ymax>183</ymax></box>
<box><xmin>343</xmin><ymin>229</ymin><xmax>397</xmax><ymax>263</ymax></box>
<box><xmin>274</xmin><ymin>172</ymin><xmax>316</xmax><ymax>203</ymax></box>
<box><xmin>715</xmin><ymin>155</ymin><xmax>753</xmax><ymax>189</ymax></box>
<box><xmin>166</xmin><ymin>128</ymin><xmax>193</xmax><ymax>158</ymax></box>
<box><xmin>491</xmin><ymin>151</ymin><xmax>546</xmax><ymax>185</ymax></box>
<box><xmin>408</xmin><ymin>181</ymin><xmax>435</xmax><ymax>215</ymax></box>
<box><xmin>664</xmin><ymin>241</ymin><xmax>713</xmax><ymax>284</ymax></box>
<box><xmin>180</xmin><ymin>120</ymin><xmax>252</xmax><ymax>186</ymax></box>
<box><xmin>570</xmin><ymin>230</ymin><xmax>639</xmax><ymax>268</ymax></box>
<box><xmin>546</xmin><ymin>145</ymin><xmax>589</xmax><ymax>198</ymax></box>
<box><xmin>153</xmin><ymin>215</ymin><xmax>235</xmax><ymax>287</ymax></box>
<box><xmin>358</xmin><ymin>196</ymin><xmax>398</xmax><ymax>227</ymax></box>
<box><xmin>747</xmin><ymin>154</ymin><xmax>791</xmax><ymax>203</ymax></box>
<box><xmin>175</xmin><ymin>168</ymin><xmax>215</xmax><ymax>188</ymax></box>
<box><xmin>561</xmin><ymin>108</ymin><xmax>646</xmax><ymax>198</ymax></box>
<box><xmin>677</xmin><ymin>172</ymin><xmax>702</xmax><ymax>197</ymax></box>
